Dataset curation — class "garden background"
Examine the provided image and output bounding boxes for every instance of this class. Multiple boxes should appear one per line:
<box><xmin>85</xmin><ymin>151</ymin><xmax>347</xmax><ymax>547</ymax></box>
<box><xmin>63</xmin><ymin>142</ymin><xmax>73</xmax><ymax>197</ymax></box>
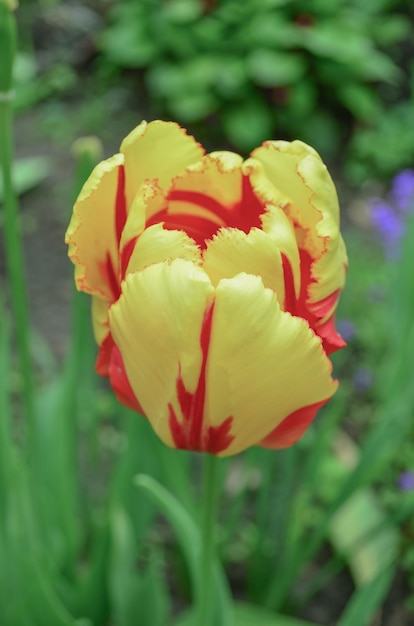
<box><xmin>1</xmin><ymin>1</ymin><xmax>414</xmax><ymax>625</ymax></box>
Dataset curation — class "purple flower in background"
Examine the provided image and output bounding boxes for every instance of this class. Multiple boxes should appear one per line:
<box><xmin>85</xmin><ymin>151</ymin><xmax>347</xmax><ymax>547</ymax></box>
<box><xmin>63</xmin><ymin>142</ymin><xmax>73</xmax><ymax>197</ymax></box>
<box><xmin>352</xmin><ymin>367</ymin><xmax>373</xmax><ymax>392</ymax></box>
<box><xmin>336</xmin><ymin>319</ymin><xmax>356</xmax><ymax>342</ymax></box>
<box><xmin>398</xmin><ymin>471</ymin><xmax>414</xmax><ymax>492</ymax></box>
<box><xmin>370</xmin><ymin>198</ymin><xmax>404</xmax><ymax>260</ymax></box>
<box><xmin>391</xmin><ymin>169</ymin><xmax>414</xmax><ymax>212</ymax></box>
<box><xmin>369</xmin><ymin>169</ymin><xmax>414</xmax><ymax>260</ymax></box>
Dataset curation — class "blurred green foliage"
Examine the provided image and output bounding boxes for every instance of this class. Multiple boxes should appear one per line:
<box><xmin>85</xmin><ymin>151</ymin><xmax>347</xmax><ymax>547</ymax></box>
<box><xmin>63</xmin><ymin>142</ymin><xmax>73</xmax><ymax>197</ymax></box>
<box><xmin>99</xmin><ymin>0</ymin><xmax>413</xmax><ymax>177</ymax></box>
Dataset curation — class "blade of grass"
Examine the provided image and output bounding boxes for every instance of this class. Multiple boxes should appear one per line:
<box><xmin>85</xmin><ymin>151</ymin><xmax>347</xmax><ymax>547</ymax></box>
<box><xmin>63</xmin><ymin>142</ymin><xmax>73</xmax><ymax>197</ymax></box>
<box><xmin>135</xmin><ymin>473</ymin><xmax>234</xmax><ymax>626</ymax></box>
<box><xmin>264</xmin><ymin>388</ymin><xmax>348</xmax><ymax>610</ymax></box>
<box><xmin>337</xmin><ymin>568</ymin><xmax>394</xmax><ymax>626</ymax></box>
<box><xmin>0</xmin><ymin>6</ymin><xmax>36</xmax><ymax>459</ymax></box>
<box><xmin>30</xmin><ymin>140</ymin><xmax>102</xmax><ymax>579</ymax></box>
<box><xmin>0</xmin><ymin>299</ymin><xmax>14</xmax><ymax>503</ymax></box>
<box><xmin>109</xmin><ymin>506</ymin><xmax>170</xmax><ymax>626</ymax></box>
<box><xmin>2</xmin><ymin>454</ymin><xmax>79</xmax><ymax>626</ymax></box>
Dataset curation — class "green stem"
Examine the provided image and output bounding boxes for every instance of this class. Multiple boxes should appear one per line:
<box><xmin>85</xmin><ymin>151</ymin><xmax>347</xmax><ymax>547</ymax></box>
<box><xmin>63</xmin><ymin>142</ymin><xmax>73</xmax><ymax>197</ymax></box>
<box><xmin>0</xmin><ymin>96</ymin><xmax>36</xmax><ymax>451</ymax></box>
<box><xmin>199</xmin><ymin>453</ymin><xmax>221</xmax><ymax>626</ymax></box>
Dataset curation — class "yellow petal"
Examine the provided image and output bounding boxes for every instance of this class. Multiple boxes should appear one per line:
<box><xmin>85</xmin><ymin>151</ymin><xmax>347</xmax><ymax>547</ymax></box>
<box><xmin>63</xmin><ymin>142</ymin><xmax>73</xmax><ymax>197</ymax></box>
<box><xmin>311</xmin><ymin>233</ymin><xmax>347</xmax><ymax>309</ymax></box>
<box><xmin>120</xmin><ymin>120</ymin><xmax>205</xmax><ymax>209</ymax></box>
<box><xmin>126</xmin><ymin>223</ymin><xmax>201</xmax><ymax>275</ymax></box>
<box><xmin>251</xmin><ymin>140</ymin><xmax>336</xmax><ymax>246</ymax></box>
<box><xmin>92</xmin><ymin>295</ymin><xmax>110</xmax><ymax>346</ymax></box>
<box><xmin>109</xmin><ymin>259</ymin><xmax>215</xmax><ymax>449</ymax></box>
<box><xmin>202</xmin><ymin>227</ymin><xmax>286</xmax><ymax>307</ymax></box>
<box><xmin>65</xmin><ymin>153</ymin><xmax>124</xmax><ymax>299</ymax></box>
<box><xmin>170</xmin><ymin>151</ymin><xmax>244</xmax><ymax>209</ymax></box>
<box><xmin>251</xmin><ymin>140</ymin><xmax>347</xmax><ymax>304</ymax></box>
<box><xmin>205</xmin><ymin>273</ymin><xmax>337</xmax><ymax>456</ymax></box>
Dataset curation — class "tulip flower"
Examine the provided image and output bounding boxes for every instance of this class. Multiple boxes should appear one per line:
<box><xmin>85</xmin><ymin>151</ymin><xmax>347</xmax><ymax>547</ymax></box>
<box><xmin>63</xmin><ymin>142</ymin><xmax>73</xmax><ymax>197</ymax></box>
<box><xmin>66</xmin><ymin>120</ymin><xmax>347</xmax><ymax>456</ymax></box>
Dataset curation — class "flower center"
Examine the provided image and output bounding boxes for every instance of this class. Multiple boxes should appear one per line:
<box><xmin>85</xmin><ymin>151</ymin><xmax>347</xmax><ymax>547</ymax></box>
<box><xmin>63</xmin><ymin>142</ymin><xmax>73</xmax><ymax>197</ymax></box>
<box><xmin>146</xmin><ymin>174</ymin><xmax>265</xmax><ymax>249</ymax></box>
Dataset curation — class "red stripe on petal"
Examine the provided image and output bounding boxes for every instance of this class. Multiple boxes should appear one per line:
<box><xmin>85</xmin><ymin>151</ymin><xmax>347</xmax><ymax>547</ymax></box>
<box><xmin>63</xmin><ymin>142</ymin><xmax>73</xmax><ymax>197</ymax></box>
<box><xmin>169</xmin><ymin>403</ymin><xmax>188</xmax><ymax>449</ymax></box>
<box><xmin>167</xmin><ymin>189</ymin><xmax>229</xmax><ymax>225</ymax></box>
<box><xmin>120</xmin><ymin>236</ymin><xmax>138</xmax><ymax>279</ymax></box>
<box><xmin>239</xmin><ymin>174</ymin><xmax>266</xmax><ymax>232</ymax></box>
<box><xmin>297</xmin><ymin>248</ymin><xmax>313</xmax><ymax>309</ymax></box>
<box><xmin>162</xmin><ymin>214</ymin><xmax>222</xmax><ymax>248</ymax></box>
<box><xmin>189</xmin><ymin>303</ymin><xmax>215</xmax><ymax>448</ymax></box>
<box><xmin>259</xmin><ymin>399</ymin><xmax>328</xmax><ymax>449</ymax></box>
<box><xmin>109</xmin><ymin>344</ymin><xmax>145</xmax><ymax>414</ymax></box>
<box><xmin>149</xmin><ymin>175</ymin><xmax>265</xmax><ymax>248</ymax></box>
<box><xmin>102</xmin><ymin>252</ymin><xmax>121</xmax><ymax>301</ymax></box>
<box><xmin>205</xmin><ymin>416</ymin><xmax>234</xmax><ymax>455</ymax></box>
<box><xmin>168</xmin><ymin>303</ymin><xmax>234</xmax><ymax>454</ymax></box>
<box><xmin>295</xmin><ymin>250</ymin><xmax>345</xmax><ymax>355</ymax></box>
<box><xmin>96</xmin><ymin>332</ymin><xmax>145</xmax><ymax>414</ymax></box>
<box><xmin>316</xmin><ymin>313</ymin><xmax>347</xmax><ymax>356</ymax></box>
<box><xmin>97</xmin><ymin>165</ymin><xmax>125</xmax><ymax>300</ymax></box>
<box><xmin>176</xmin><ymin>371</ymin><xmax>194</xmax><ymax>423</ymax></box>
<box><xmin>96</xmin><ymin>332</ymin><xmax>114</xmax><ymax>377</ymax></box>
<box><xmin>281</xmin><ymin>253</ymin><xmax>296</xmax><ymax>314</ymax></box>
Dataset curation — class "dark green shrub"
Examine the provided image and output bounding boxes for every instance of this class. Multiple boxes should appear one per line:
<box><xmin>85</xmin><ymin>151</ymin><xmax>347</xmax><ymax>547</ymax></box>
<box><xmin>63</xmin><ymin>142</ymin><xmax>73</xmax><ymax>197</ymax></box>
<box><xmin>99</xmin><ymin>0</ymin><xmax>412</xmax><ymax>168</ymax></box>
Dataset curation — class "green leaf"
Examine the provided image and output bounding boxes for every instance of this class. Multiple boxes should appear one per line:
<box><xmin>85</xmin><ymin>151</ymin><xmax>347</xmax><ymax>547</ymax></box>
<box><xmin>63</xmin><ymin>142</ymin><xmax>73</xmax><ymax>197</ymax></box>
<box><xmin>310</xmin><ymin>432</ymin><xmax>397</xmax><ymax>588</ymax></box>
<box><xmin>329</xmin><ymin>483</ymin><xmax>398</xmax><ymax>586</ymax></box>
<box><xmin>247</xmin><ymin>49</ymin><xmax>306</xmax><ymax>87</ymax></box>
<box><xmin>337</xmin><ymin>569</ymin><xmax>394</xmax><ymax>626</ymax></box>
<box><xmin>234</xmin><ymin>603</ymin><xmax>320</xmax><ymax>626</ymax></box>
<box><xmin>0</xmin><ymin>458</ymin><xmax>78</xmax><ymax>626</ymax></box>
<box><xmin>148</xmin><ymin>56</ymin><xmax>217</xmax><ymax>100</ymax></box>
<box><xmin>0</xmin><ymin>156</ymin><xmax>50</xmax><ymax>203</ymax></box>
<box><xmin>373</xmin><ymin>15</ymin><xmax>411</xmax><ymax>46</ymax></box>
<box><xmin>169</xmin><ymin>92</ymin><xmax>217</xmax><ymax>122</ymax></box>
<box><xmin>135</xmin><ymin>474</ymin><xmax>233</xmax><ymax>626</ymax></box>
<box><xmin>214</xmin><ymin>57</ymin><xmax>247</xmax><ymax>99</ymax></box>
<box><xmin>99</xmin><ymin>6</ymin><xmax>156</xmax><ymax>68</ymax></box>
<box><xmin>337</xmin><ymin>84</ymin><xmax>382</xmax><ymax>122</ymax></box>
<box><xmin>350</xmin><ymin>50</ymin><xmax>401</xmax><ymax>83</ymax></box>
<box><xmin>163</xmin><ymin>0</ymin><xmax>202</xmax><ymax>23</ymax></box>
<box><xmin>175</xmin><ymin>602</ymin><xmax>319</xmax><ymax>626</ymax></box>
<box><xmin>109</xmin><ymin>507</ymin><xmax>170</xmax><ymax>626</ymax></box>
<box><xmin>241</xmin><ymin>14</ymin><xmax>296</xmax><ymax>49</ymax></box>
<box><xmin>298</xmin><ymin>109</ymin><xmax>342</xmax><ymax>159</ymax></box>
<box><xmin>0</xmin><ymin>301</ymin><xmax>13</xmax><ymax>501</ymax></box>
<box><xmin>223</xmin><ymin>97</ymin><xmax>274</xmax><ymax>151</ymax></box>
<box><xmin>300</xmin><ymin>23</ymin><xmax>368</xmax><ymax>61</ymax></box>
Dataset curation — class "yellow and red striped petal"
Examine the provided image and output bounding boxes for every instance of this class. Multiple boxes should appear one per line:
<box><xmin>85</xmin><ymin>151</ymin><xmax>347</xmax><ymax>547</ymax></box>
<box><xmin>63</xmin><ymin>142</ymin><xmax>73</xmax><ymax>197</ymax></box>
<box><xmin>251</xmin><ymin>140</ymin><xmax>347</xmax><ymax>307</ymax></box>
<box><xmin>244</xmin><ymin>157</ymin><xmax>302</xmax><ymax>302</ymax></box>
<box><xmin>259</xmin><ymin>206</ymin><xmax>301</xmax><ymax>303</ymax></box>
<box><xmin>205</xmin><ymin>273</ymin><xmax>337</xmax><ymax>455</ymax></box>
<box><xmin>109</xmin><ymin>259</ymin><xmax>215</xmax><ymax>449</ymax></box>
<box><xmin>120</xmin><ymin>120</ymin><xmax>205</xmax><ymax>209</ymax></box>
<box><xmin>109</xmin><ymin>260</ymin><xmax>337</xmax><ymax>456</ymax></box>
<box><xmin>65</xmin><ymin>153</ymin><xmax>125</xmax><ymax>300</ymax></box>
